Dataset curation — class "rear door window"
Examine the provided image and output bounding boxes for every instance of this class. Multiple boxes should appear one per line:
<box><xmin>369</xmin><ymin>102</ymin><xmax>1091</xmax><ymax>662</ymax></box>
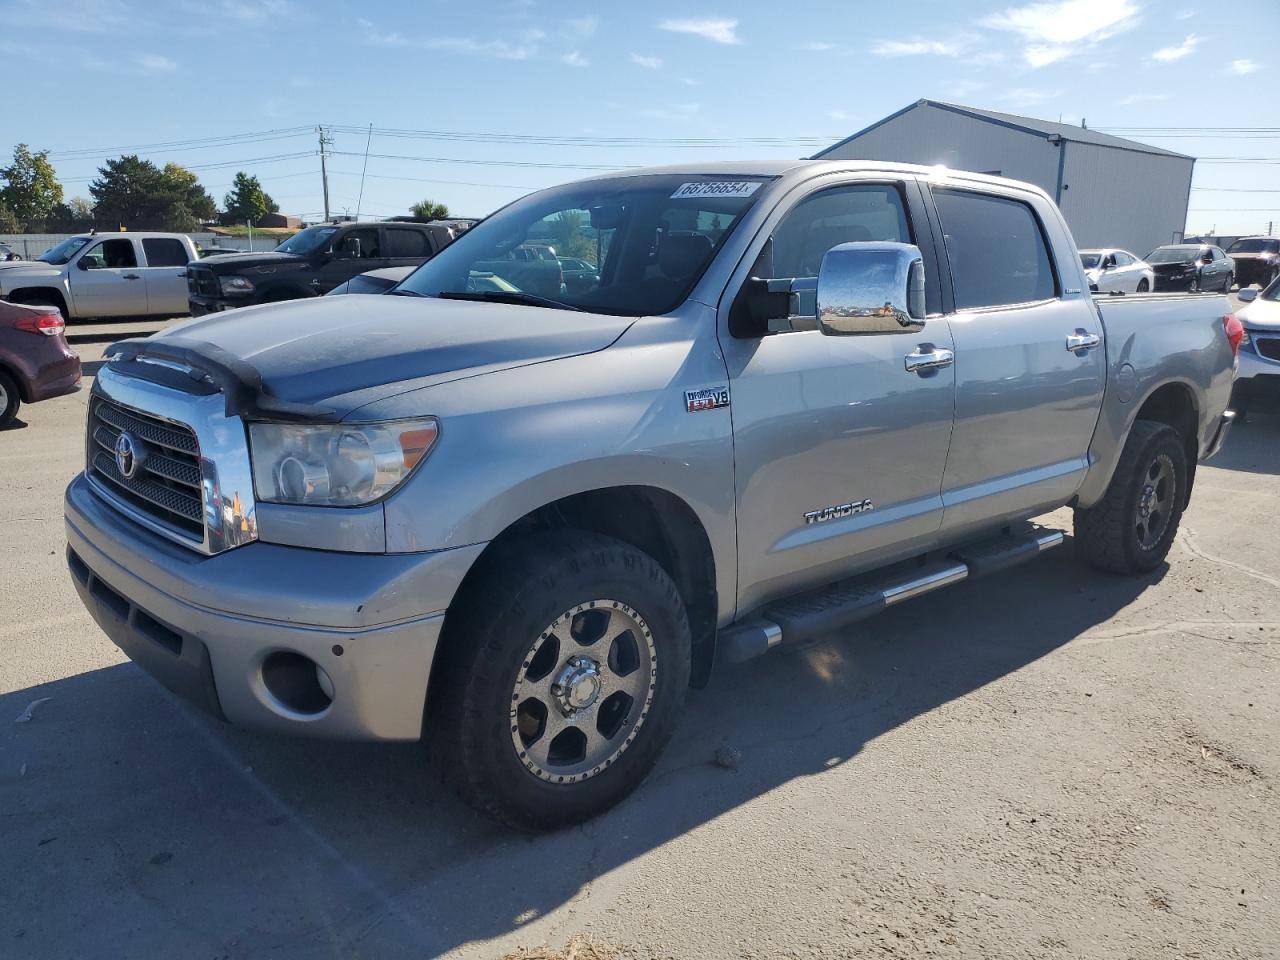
<box><xmin>932</xmin><ymin>189</ymin><xmax>1057</xmax><ymax>309</ymax></box>
<box><xmin>141</xmin><ymin>237</ymin><xmax>189</xmax><ymax>267</ymax></box>
<box><xmin>385</xmin><ymin>228</ymin><xmax>432</xmax><ymax>258</ymax></box>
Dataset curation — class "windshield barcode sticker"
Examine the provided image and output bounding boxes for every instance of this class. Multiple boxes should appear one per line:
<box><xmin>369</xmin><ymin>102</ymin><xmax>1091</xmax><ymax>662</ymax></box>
<box><xmin>671</xmin><ymin>181</ymin><xmax>761</xmax><ymax>200</ymax></box>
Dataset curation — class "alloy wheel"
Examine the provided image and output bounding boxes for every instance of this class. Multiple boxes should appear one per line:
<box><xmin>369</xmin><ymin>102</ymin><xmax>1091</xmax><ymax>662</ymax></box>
<box><xmin>509</xmin><ymin>599</ymin><xmax>657</xmax><ymax>784</ymax></box>
<box><xmin>1135</xmin><ymin>453</ymin><xmax>1176</xmax><ymax>551</ymax></box>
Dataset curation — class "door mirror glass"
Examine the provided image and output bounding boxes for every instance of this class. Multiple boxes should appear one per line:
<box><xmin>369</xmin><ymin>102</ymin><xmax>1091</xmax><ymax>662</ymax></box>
<box><xmin>1238</xmin><ymin>288</ymin><xmax>1258</xmax><ymax>303</ymax></box>
<box><xmin>816</xmin><ymin>241</ymin><xmax>926</xmax><ymax>336</ymax></box>
<box><xmin>77</xmin><ymin>255</ymin><xmax>101</xmax><ymax>270</ymax></box>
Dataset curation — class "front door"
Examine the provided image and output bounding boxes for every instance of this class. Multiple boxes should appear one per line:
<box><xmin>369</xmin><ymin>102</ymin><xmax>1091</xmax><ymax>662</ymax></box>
<box><xmin>928</xmin><ymin>185</ymin><xmax>1105</xmax><ymax>534</ymax></box>
<box><xmin>139</xmin><ymin>237</ymin><xmax>192</xmax><ymax>316</ymax></box>
<box><xmin>719</xmin><ymin>178</ymin><xmax>957</xmax><ymax>613</ymax></box>
<box><xmin>68</xmin><ymin>238</ymin><xmax>148</xmax><ymax>317</ymax></box>
<box><xmin>315</xmin><ymin>227</ymin><xmax>388</xmax><ymax>293</ymax></box>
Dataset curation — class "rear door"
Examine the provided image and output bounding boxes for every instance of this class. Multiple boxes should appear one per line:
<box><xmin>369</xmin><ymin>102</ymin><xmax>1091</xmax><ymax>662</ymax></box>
<box><xmin>927</xmin><ymin>183</ymin><xmax>1105</xmax><ymax>534</ymax></box>
<box><xmin>383</xmin><ymin>225</ymin><xmax>434</xmax><ymax>272</ymax></box>
<box><xmin>719</xmin><ymin>176</ymin><xmax>957</xmax><ymax>611</ymax></box>
<box><xmin>68</xmin><ymin>238</ymin><xmax>148</xmax><ymax>317</ymax></box>
<box><xmin>138</xmin><ymin>237</ymin><xmax>193</xmax><ymax>316</ymax></box>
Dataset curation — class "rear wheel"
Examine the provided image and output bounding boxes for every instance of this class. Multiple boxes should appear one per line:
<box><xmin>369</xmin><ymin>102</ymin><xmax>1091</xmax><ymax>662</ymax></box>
<box><xmin>433</xmin><ymin>530</ymin><xmax>691</xmax><ymax>830</ymax></box>
<box><xmin>0</xmin><ymin>370</ymin><xmax>21</xmax><ymax>429</ymax></box>
<box><xmin>1074</xmin><ymin>420</ymin><xmax>1188</xmax><ymax>574</ymax></box>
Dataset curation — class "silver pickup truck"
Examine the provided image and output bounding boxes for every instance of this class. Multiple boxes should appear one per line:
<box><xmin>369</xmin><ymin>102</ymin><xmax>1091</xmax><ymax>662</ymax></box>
<box><xmin>64</xmin><ymin>162</ymin><xmax>1238</xmax><ymax>829</ymax></box>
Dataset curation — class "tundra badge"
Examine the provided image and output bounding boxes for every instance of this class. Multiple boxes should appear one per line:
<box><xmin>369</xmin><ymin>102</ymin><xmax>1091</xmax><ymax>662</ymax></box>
<box><xmin>804</xmin><ymin>499</ymin><xmax>874</xmax><ymax>525</ymax></box>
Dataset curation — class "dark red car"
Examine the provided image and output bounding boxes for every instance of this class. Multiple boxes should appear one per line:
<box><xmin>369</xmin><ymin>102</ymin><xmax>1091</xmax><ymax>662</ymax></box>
<box><xmin>0</xmin><ymin>300</ymin><xmax>81</xmax><ymax>428</ymax></box>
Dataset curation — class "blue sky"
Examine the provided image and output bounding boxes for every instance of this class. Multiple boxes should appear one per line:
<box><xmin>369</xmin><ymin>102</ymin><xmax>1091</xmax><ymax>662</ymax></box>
<box><xmin>2</xmin><ymin>0</ymin><xmax>1277</xmax><ymax>235</ymax></box>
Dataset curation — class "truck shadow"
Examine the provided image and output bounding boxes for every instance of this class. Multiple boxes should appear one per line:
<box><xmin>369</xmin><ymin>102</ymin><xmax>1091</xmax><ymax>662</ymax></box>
<box><xmin>1207</xmin><ymin>413</ymin><xmax>1280</xmax><ymax>476</ymax></box>
<box><xmin>3</xmin><ymin>546</ymin><xmax>1159</xmax><ymax>958</ymax></box>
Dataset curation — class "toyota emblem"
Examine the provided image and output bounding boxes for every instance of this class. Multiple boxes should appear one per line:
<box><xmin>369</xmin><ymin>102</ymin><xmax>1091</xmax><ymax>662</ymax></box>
<box><xmin>114</xmin><ymin>432</ymin><xmax>139</xmax><ymax>479</ymax></box>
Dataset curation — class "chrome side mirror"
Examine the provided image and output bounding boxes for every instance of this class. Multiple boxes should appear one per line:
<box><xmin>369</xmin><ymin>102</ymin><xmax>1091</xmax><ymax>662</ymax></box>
<box><xmin>816</xmin><ymin>241</ymin><xmax>926</xmax><ymax>336</ymax></box>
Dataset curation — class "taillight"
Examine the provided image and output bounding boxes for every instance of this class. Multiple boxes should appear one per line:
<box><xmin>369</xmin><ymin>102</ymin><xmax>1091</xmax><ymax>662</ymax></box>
<box><xmin>1223</xmin><ymin>313</ymin><xmax>1244</xmax><ymax>356</ymax></box>
<box><xmin>14</xmin><ymin>312</ymin><xmax>65</xmax><ymax>337</ymax></box>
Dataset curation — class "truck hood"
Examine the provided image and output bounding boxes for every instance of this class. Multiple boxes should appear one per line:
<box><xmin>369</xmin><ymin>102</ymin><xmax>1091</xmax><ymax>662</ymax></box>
<box><xmin>1240</xmin><ymin>296</ymin><xmax>1280</xmax><ymax>330</ymax></box>
<box><xmin>0</xmin><ymin>261</ymin><xmax>64</xmax><ymax>283</ymax></box>
<box><xmin>191</xmin><ymin>251</ymin><xmax>305</xmax><ymax>273</ymax></box>
<box><xmin>153</xmin><ymin>294</ymin><xmax>634</xmax><ymax>415</ymax></box>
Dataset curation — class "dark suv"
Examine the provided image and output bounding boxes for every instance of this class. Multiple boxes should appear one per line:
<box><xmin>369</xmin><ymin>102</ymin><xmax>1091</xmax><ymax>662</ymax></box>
<box><xmin>186</xmin><ymin>220</ymin><xmax>464</xmax><ymax>314</ymax></box>
<box><xmin>1227</xmin><ymin>237</ymin><xmax>1280</xmax><ymax>289</ymax></box>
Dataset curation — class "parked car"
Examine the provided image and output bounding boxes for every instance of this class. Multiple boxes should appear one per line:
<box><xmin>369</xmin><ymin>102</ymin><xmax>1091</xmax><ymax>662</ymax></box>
<box><xmin>0</xmin><ymin>241</ymin><xmax>22</xmax><ymax>262</ymax></box>
<box><xmin>1231</xmin><ymin>279</ymin><xmax>1280</xmax><ymax>421</ymax></box>
<box><xmin>186</xmin><ymin>220</ymin><xmax>464</xmax><ymax>314</ymax></box>
<box><xmin>68</xmin><ymin>161</ymin><xmax>1236</xmax><ymax>830</ymax></box>
<box><xmin>326</xmin><ymin>266</ymin><xmax>520</xmax><ymax>297</ymax></box>
<box><xmin>1146</xmin><ymin>244</ymin><xmax>1234</xmax><ymax>292</ymax></box>
<box><xmin>0</xmin><ymin>300</ymin><xmax>81</xmax><ymax>427</ymax></box>
<box><xmin>1079</xmin><ymin>248</ymin><xmax>1153</xmax><ymax>294</ymax></box>
<box><xmin>1226</xmin><ymin>236</ymin><xmax>1280</xmax><ymax>289</ymax></box>
<box><xmin>558</xmin><ymin>256</ymin><xmax>600</xmax><ymax>295</ymax></box>
<box><xmin>0</xmin><ymin>232</ymin><xmax>197</xmax><ymax>320</ymax></box>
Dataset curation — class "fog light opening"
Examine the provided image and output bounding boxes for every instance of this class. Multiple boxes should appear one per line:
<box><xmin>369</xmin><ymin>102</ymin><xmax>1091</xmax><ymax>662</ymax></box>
<box><xmin>261</xmin><ymin>651</ymin><xmax>333</xmax><ymax>715</ymax></box>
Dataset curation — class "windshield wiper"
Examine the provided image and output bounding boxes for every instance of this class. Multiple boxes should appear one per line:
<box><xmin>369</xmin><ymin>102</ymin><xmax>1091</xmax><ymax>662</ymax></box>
<box><xmin>437</xmin><ymin>290</ymin><xmax>582</xmax><ymax>312</ymax></box>
<box><xmin>386</xmin><ymin>288</ymin><xmax>424</xmax><ymax>297</ymax></box>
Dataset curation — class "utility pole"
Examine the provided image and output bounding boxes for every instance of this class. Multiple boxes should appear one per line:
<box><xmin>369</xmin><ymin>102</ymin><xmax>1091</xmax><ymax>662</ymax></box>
<box><xmin>317</xmin><ymin>126</ymin><xmax>333</xmax><ymax>222</ymax></box>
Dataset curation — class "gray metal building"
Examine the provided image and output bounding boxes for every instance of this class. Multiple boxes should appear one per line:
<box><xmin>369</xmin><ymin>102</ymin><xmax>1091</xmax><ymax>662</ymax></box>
<box><xmin>814</xmin><ymin>99</ymin><xmax>1194</xmax><ymax>257</ymax></box>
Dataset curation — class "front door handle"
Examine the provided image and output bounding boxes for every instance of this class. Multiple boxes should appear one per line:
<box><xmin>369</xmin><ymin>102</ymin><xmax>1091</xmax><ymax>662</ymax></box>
<box><xmin>904</xmin><ymin>347</ymin><xmax>955</xmax><ymax>373</ymax></box>
<box><xmin>1066</xmin><ymin>331</ymin><xmax>1101</xmax><ymax>352</ymax></box>
<box><xmin>122</xmin><ymin>273</ymin><xmax>140</xmax><ymax>280</ymax></box>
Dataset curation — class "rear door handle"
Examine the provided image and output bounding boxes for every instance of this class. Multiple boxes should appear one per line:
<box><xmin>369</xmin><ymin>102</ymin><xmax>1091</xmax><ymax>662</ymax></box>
<box><xmin>1066</xmin><ymin>331</ymin><xmax>1101</xmax><ymax>352</ymax></box>
<box><xmin>904</xmin><ymin>347</ymin><xmax>954</xmax><ymax>373</ymax></box>
<box><xmin>122</xmin><ymin>273</ymin><xmax>140</xmax><ymax>280</ymax></box>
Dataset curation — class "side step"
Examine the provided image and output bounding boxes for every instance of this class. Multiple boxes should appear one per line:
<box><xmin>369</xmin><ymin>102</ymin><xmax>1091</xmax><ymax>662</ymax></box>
<box><xmin>719</xmin><ymin>526</ymin><xmax>1064</xmax><ymax>663</ymax></box>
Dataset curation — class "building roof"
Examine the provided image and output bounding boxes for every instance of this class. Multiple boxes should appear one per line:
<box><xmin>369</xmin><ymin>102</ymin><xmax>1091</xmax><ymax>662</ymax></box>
<box><xmin>817</xmin><ymin>99</ymin><xmax>1194</xmax><ymax>162</ymax></box>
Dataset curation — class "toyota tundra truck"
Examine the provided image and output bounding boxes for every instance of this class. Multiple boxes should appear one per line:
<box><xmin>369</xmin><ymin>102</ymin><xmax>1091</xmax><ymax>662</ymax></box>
<box><xmin>64</xmin><ymin>162</ymin><xmax>1238</xmax><ymax>829</ymax></box>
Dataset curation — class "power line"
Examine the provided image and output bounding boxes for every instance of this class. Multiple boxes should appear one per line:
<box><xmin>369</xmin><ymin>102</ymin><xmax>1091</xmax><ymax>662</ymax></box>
<box><xmin>331</xmin><ymin>150</ymin><xmax>625</xmax><ymax>171</ymax></box>
<box><xmin>46</xmin><ymin>125</ymin><xmax>315</xmax><ymax>159</ymax></box>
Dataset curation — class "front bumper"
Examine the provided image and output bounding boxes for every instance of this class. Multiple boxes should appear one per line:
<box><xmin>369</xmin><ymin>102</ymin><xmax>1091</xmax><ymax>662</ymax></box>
<box><xmin>187</xmin><ymin>295</ymin><xmax>234</xmax><ymax>316</ymax></box>
<box><xmin>65</xmin><ymin>472</ymin><xmax>485</xmax><ymax>741</ymax></box>
<box><xmin>1230</xmin><ymin>369</ymin><xmax>1280</xmax><ymax>411</ymax></box>
<box><xmin>1233</xmin><ymin>260</ymin><xmax>1276</xmax><ymax>287</ymax></box>
<box><xmin>1152</xmin><ymin>273</ymin><xmax>1196</xmax><ymax>291</ymax></box>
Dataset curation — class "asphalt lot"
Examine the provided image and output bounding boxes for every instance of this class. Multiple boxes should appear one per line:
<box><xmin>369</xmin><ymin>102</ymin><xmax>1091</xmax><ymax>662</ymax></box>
<box><xmin>2</xmin><ymin>301</ymin><xmax>1278</xmax><ymax>959</ymax></box>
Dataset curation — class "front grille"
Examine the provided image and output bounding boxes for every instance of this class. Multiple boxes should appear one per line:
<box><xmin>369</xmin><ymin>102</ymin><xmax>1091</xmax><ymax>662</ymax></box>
<box><xmin>87</xmin><ymin>396</ymin><xmax>204</xmax><ymax>540</ymax></box>
<box><xmin>186</xmin><ymin>266</ymin><xmax>220</xmax><ymax>298</ymax></box>
<box><xmin>1256</xmin><ymin>338</ymin><xmax>1280</xmax><ymax>363</ymax></box>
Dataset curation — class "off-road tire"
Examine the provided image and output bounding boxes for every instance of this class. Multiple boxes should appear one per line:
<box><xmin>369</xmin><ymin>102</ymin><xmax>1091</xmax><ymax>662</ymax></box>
<box><xmin>432</xmin><ymin>530</ymin><xmax>691</xmax><ymax>831</ymax></box>
<box><xmin>1074</xmin><ymin>420</ymin><xmax>1188</xmax><ymax>574</ymax></box>
<box><xmin>0</xmin><ymin>370</ymin><xmax>20</xmax><ymax>428</ymax></box>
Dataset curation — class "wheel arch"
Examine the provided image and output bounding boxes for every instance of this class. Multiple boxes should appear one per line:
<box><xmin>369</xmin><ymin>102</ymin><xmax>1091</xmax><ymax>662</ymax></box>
<box><xmin>435</xmin><ymin>484</ymin><xmax>720</xmax><ymax>696</ymax></box>
<box><xmin>1130</xmin><ymin>379</ymin><xmax>1200</xmax><ymax>507</ymax></box>
<box><xmin>6</xmin><ymin>286</ymin><xmax>69</xmax><ymax>317</ymax></box>
<box><xmin>0</xmin><ymin>358</ymin><xmax>28</xmax><ymax>403</ymax></box>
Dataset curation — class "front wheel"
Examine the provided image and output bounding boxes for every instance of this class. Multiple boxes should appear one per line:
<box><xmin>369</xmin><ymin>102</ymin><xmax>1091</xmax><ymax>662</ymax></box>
<box><xmin>1224</xmin><ymin>272</ymin><xmax>1234</xmax><ymax>292</ymax></box>
<box><xmin>433</xmin><ymin>530</ymin><xmax>691</xmax><ymax>830</ymax></box>
<box><xmin>1074</xmin><ymin>420</ymin><xmax>1188</xmax><ymax>574</ymax></box>
<box><xmin>1136</xmin><ymin>278</ymin><xmax>1149</xmax><ymax>293</ymax></box>
<box><xmin>1188</xmin><ymin>275</ymin><xmax>1200</xmax><ymax>293</ymax></box>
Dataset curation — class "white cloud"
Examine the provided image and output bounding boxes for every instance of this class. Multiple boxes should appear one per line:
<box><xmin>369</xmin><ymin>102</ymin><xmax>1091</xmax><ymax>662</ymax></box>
<box><xmin>560</xmin><ymin>50</ymin><xmax>588</xmax><ymax>67</ymax></box>
<box><xmin>983</xmin><ymin>0</ymin><xmax>1140</xmax><ymax>67</ymax></box>
<box><xmin>657</xmin><ymin>17</ymin><xmax>740</xmax><ymax>45</ymax></box>
<box><xmin>358</xmin><ymin>18</ymin><xmax>538</xmax><ymax>59</ymax></box>
<box><xmin>1176</xmin><ymin>9</ymin><xmax>1194</xmax><ymax>18</ymax></box>
<box><xmin>828</xmin><ymin>109</ymin><xmax>849</xmax><ymax>120</ymax></box>
<box><xmin>871</xmin><ymin>34</ymin><xmax>974</xmax><ymax>57</ymax></box>
<box><xmin>678</xmin><ymin>76</ymin><xmax>700</xmax><ymax>86</ymax></box>
<box><xmin>630</xmin><ymin>52</ymin><xmax>663</xmax><ymax>69</ymax></box>
<box><xmin>640</xmin><ymin>102</ymin><xmax>701</xmax><ymax>121</ymax></box>
<box><xmin>563</xmin><ymin>16</ymin><xmax>597</xmax><ymax>37</ymax></box>
<box><xmin>134</xmin><ymin>52</ymin><xmax>177</xmax><ymax>72</ymax></box>
<box><xmin>1002</xmin><ymin>87</ymin><xmax>1061</xmax><ymax>109</ymax></box>
<box><xmin>0</xmin><ymin>0</ymin><xmax>130</xmax><ymax>33</ymax></box>
<box><xmin>1150</xmin><ymin>34</ymin><xmax>1200</xmax><ymax>62</ymax></box>
<box><xmin>219</xmin><ymin>0</ymin><xmax>294</xmax><ymax>21</ymax></box>
<box><xmin>947</xmin><ymin>80</ymin><xmax>987</xmax><ymax>99</ymax></box>
<box><xmin>797</xmin><ymin>41</ymin><xmax>836</xmax><ymax>51</ymax></box>
<box><xmin>1229</xmin><ymin>58</ymin><xmax>1260</xmax><ymax>75</ymax></box>
<box><xmin>1118</xmin><ymin>92</ymin><xmax>1169</xmax><ymax>105</ymax></box>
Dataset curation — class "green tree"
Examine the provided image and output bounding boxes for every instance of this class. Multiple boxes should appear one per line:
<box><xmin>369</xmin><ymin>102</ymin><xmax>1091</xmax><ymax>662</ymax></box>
<box><xmin>0</xmin><ymin>144</ymin><xmax>63</xmax><ymax>227</ymax></box>
<box><xmin>0</xmin><ymin>200</ymin><xmax>20</xmax><ymax>234</ymax></box>
<box><xmin>547</xmin><ymin>209</ymin><xmax>596</xmax><ymax>262</ymax></box>
<box><xmin>411</xmin><ymin>198</ymin><xmax>450</xmax><ymax>220</ymax></box>
<box><xmin>223</xmin><ymin>172</ymin><xmax>278</xmax><ymax>226</ymax></box>
<box><xmin>89</xmin><ymin>155</ymin><xmax>218</xmax><ymax>231</ymax></box>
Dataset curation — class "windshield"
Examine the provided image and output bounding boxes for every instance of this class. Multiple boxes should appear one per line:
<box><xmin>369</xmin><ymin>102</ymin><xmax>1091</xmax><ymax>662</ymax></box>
<box><xmin>275</xmin><ymin>226</ymin><xmax>338</xmax><ymax>255</ymax></box>
<box><xmin>396</xmin><ymin>174</ymin><xmax>771</xmax><ymax>316</ymax></box>
<box><xmin>1146</xmin><ymin>246</ymin><xmax>1199</xmax><ymax>264</ymax></box>
<box><xmin>38</xmin><ymin>236</ymin><xmax>91</xmax><ymax>265</ymax></box>
<box><xmin>1229</xmin><ymin>238</ymin><xmax>1279</xmax><ymax>254</ymax></box>
<box><xmin>1080</xmin><ymin>253</ymin><xmax>1102</xmax><ymax>269</ymax></box>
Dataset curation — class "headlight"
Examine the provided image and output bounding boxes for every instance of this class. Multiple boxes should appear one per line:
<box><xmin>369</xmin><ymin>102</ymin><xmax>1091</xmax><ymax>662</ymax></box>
<box><xmin>220</xmin><ymin>276</ymin><xmax>255</xmax><ymax>295</ymax></box>
<box><xmin>248</xmin><ymin>419</ymin><xmax>439</xmax><ymax>506</ymax></box>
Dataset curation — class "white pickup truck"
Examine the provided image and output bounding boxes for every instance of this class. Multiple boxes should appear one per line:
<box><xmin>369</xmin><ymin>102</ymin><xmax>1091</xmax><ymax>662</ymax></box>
<box><xmin>0</xmin><ymin>232</ymin><xmax>198</xmax><ymax>320</ymax></box>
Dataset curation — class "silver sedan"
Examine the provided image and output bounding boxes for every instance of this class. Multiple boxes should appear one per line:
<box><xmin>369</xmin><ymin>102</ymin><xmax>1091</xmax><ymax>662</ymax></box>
<box><xmin>1080</xmin><ymin>248</ymin><xmax>1155</xmax><ymax>295</ymax></box>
